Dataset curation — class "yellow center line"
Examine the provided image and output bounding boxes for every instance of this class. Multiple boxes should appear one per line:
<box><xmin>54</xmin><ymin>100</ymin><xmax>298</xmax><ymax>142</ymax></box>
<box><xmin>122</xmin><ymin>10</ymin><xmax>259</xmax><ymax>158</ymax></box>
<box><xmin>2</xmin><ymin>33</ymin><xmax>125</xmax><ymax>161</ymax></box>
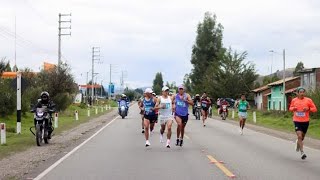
<box><xmin>207</xmin><ymin>155</ymin><xmax>236</xmax><ymax>178</ymax></box>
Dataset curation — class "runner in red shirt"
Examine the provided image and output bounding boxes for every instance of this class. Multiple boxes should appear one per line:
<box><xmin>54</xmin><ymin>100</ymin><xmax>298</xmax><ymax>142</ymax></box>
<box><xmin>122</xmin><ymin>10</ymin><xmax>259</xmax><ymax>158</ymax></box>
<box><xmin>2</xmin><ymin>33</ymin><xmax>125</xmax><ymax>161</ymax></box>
<box><xmin>289</xmin><ymin>87</ymin><xmax>317</xmax><ymax>160</ymax></box>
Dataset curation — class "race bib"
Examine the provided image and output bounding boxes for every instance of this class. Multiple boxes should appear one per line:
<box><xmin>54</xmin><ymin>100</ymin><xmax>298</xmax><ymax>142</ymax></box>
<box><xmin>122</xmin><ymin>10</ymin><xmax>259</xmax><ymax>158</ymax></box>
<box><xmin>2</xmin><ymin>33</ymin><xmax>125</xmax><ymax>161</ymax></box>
<box><xmin>177</xmin><ymin>101</ymin><xmax>186</xmax><ymax>107</ymax></box>
<box><xmin>296</xmin><ymin>112</ymin><xmax>306</xmax><ymax>117</ymax></box>
<box><xmin>202</xmin><ymin>103</ymin><xmax>207</xmax><ymax>108</ymax></box>
<box><xmin>240</xmin><ymin>106</ymin><xmax>247</xmax><ymax>111</ymax></box>
<box><xmin>145</xmin><ymin>107</ymin><xmax>151</xmax><ymax>114</ymax></box>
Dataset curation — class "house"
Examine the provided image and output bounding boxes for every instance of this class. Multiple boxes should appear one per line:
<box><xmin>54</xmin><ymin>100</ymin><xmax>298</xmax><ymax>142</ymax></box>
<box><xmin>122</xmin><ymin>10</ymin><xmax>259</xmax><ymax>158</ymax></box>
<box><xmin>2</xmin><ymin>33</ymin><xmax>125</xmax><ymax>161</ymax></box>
<box><xmin>252</xmin><ymin>85</ymin><xmax>271</xmax><ymax>110</ymax></box>
<box><xmin>298</xmin><ymin>67</ymin><xmax>320</xmax><ymax>91</ymax></box>
<box><xmin>266</xmin><ymin>77</ymin><xmax>300</xmax><ymax>111</ymax></box>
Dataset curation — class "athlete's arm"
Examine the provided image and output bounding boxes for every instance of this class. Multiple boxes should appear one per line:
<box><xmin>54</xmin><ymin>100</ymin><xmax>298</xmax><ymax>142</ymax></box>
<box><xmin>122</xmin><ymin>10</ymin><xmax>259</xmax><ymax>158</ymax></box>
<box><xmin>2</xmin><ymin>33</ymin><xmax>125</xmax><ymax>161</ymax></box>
<box><xmin>154</xmin><ymin>97</ymin><xmax>161</xmax><ymax>110</ymax></box>
<box><xmin>289</xmin><ymin>99</ymin><xmax>297</xmax><ymax>112</ymax></box>
<box><xmin>171</xmin><ymin>96</ymin><xmax>176</xmax><ymax>113</ymax></box>
<box><xmin>247</xmin><ymin>101</ymin><xmax>251</xmax><ymax>110</ymax></box>
<box><xmin>308</xmin><ymin>99</ymin><xmax>317</xmax><ymax>112</ymax></box>
<box><xmin>186</xmin><ymin>94</ymin><xmax>194</xmax><ymax>106</ymax></box>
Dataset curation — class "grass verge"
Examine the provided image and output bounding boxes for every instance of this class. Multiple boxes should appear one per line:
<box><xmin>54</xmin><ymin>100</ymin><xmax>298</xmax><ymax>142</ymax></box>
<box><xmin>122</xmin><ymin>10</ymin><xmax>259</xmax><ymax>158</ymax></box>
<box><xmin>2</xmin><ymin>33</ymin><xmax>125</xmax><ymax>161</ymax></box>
<box><xmin>0</xmin><ymin>102</ymin><xmax>117</xmax><ymax>160</ymax></box>
<box><xmin>211</xmin><ymin>108</ymin><xmax>320</xmax><ymax>139</ymax></box>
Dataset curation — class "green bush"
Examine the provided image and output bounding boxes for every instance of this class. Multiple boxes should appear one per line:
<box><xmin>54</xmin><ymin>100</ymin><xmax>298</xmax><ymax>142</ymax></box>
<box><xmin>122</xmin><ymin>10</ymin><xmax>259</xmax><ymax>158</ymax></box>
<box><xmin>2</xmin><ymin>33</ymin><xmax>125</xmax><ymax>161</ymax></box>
<box><xmin>0</xmin><ymin>79</ymin><xmax>16</xmax><ymax>117</ymax></box>
<box><xmin>52</xmin><ymin>92</ymin><xmax>73</xmax><ymax>112</ymax></box>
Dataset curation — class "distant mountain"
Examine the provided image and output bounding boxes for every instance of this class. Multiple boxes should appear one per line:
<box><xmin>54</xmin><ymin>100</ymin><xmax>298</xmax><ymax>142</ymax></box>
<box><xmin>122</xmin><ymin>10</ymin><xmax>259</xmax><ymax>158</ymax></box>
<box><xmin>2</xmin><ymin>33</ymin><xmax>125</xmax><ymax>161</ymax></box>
<box><xmin>255</xmin><ymin>68</ymin><xmax>296</xmax><ymax>85</ymax></box>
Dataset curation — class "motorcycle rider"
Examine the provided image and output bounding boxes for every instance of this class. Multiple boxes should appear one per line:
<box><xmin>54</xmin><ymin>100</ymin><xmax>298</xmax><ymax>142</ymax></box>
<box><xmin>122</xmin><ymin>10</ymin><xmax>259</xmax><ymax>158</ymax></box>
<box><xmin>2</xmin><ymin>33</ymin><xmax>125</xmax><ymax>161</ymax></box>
<box><xmin>118</xmin><ymin>94</ymin><xmax>129</xmax><ymax>115</ymax></box>
<box><xmin>219</xmin><ymin>98</ymin><xmax>229</xmax><ymax>117</ymax></box>
<box><xmin>32</xmin><ymin>91</ymin><xmax>55</xmax><ymax>139</ymax></box>
<box><xmin>193</xmin><ymin>94</ymin><xmax>201</xmax><ymax>116</ymax></box>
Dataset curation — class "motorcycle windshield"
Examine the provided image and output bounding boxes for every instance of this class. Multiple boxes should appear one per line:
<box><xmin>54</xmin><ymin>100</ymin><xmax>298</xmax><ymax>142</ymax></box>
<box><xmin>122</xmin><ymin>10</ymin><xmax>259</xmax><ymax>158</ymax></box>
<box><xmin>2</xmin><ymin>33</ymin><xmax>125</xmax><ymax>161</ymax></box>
<box><xmin>120</xmin><ymin>100</ymin><xmax>127</xmax><ymax>106</ymax></box>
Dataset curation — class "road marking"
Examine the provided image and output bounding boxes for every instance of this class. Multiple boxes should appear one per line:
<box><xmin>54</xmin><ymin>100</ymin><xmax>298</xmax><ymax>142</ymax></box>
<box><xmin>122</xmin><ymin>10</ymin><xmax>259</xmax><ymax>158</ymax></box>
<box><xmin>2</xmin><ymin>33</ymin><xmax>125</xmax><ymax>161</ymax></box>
<box><xmin>34</xmin><ymin>116</ymin><xmax>119</xmax><ymax>180</ymax></box>
<box><xmin>207</xmin><ymin>155</ymin><xmax>236</xmax><ymax>178</ymax></box>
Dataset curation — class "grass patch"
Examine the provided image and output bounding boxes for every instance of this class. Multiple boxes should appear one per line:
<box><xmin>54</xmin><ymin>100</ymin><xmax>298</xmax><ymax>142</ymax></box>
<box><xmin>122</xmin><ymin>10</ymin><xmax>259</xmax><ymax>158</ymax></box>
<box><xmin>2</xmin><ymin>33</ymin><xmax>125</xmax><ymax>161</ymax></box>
<box><xmin>0</xmin><ymin>103</ymin><xmax>115</xmax><ymax>160</ymax></box>
<box><xmin>211</xmin><ymin>108</ymin><xmax>320</xmax><ymax>139</ymax></box>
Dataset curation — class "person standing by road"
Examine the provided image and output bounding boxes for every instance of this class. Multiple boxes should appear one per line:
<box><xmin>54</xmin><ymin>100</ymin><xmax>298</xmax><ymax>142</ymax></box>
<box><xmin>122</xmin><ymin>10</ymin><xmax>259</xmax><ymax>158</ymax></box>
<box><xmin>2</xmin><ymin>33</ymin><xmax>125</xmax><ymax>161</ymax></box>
<box><xmin>289</xmin><ymin>87</ymin><xmax>317</xmax><ymax>160</ymax></box>
<box><xmin>173</xmin><ymin>85</ymin><xmax>194</xmax><ymax>147</ymax></box>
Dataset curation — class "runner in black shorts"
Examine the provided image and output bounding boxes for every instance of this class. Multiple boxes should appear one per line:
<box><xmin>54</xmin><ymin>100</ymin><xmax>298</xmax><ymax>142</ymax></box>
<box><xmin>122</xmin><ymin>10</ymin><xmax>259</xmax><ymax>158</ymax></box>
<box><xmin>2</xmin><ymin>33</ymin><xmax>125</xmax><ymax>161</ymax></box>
<box><xmin>289</xmin><ymin>87</ymin><xmax>317</xmax><ymax>160</ymax></box>
<box><xmin>142</xmin><ymin>88</ymin><xmax>157</xmax><ymax>147</ymax></box>
<box><xmin>200</xmin><ymin>92</ymin><xmax>211</xmax><ymax>127</ymax></box>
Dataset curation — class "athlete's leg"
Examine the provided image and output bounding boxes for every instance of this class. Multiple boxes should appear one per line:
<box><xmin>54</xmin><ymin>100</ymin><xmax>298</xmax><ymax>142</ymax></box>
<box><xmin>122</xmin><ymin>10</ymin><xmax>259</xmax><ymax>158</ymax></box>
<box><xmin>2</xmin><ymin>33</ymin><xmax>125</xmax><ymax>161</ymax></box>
<box><xmin>175</xmin><ymin>116</ymin><xmax>182</xmax><ymax>139</ymax></box>
<box><xmin>166</xmin><ymin>120</ymin><xmax>173</xmax><ymax>140</ymax></box>
<box><xmin>144</xmin><ymin>119</ymin><xmax>150</xmax><ymax>140</ymax></box>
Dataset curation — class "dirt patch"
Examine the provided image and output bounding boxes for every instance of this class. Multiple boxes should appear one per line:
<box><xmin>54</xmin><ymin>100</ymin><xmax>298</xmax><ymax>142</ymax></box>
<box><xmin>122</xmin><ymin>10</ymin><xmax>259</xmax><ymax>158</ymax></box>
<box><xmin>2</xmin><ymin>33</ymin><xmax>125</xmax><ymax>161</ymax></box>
<box><xmin>0</xmin><ymin>109</ymin><xmax>119</xmax><ymax>180</ymax></box>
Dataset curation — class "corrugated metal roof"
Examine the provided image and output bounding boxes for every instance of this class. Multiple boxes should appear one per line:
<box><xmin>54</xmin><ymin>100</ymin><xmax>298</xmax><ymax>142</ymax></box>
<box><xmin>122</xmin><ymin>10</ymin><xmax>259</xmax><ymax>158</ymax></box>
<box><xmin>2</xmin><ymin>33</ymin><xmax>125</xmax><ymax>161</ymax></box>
<box><xmin>268</xmin><ymin>76</ymin><xmax>300</xmax><ymax>86</ymax></box>
<box><xmin>252</xmin><ymin>85</ymin><xmax>269</xmax><ymax>93</ymax></box>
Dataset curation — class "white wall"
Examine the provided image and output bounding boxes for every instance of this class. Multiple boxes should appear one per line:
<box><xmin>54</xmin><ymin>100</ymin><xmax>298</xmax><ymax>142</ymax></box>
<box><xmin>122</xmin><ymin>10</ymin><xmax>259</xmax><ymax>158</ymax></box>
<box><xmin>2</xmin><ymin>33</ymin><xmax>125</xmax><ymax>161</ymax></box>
<box><xmin>254</xmin><ymin>92</ymin><xmax>263</xmax><ymax>110</ymax></box>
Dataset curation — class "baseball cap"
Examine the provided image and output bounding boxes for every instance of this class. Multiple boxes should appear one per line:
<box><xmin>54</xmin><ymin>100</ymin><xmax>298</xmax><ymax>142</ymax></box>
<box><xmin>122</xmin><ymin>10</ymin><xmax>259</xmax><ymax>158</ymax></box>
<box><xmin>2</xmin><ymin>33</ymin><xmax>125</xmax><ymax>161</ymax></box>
<box><xmin>162</xmin><ymin>86</ymin><xmax>169</xmax><ymax>91</ymax></box>
<box><xmin>144</xmin><ymin>88</ymin><xmax>153</xmax><ymax>93</ymax></box>
<box><xmin>178</xmin><ymin>85</ymin><xmax>185</xmax><ymax>89</ymax></box>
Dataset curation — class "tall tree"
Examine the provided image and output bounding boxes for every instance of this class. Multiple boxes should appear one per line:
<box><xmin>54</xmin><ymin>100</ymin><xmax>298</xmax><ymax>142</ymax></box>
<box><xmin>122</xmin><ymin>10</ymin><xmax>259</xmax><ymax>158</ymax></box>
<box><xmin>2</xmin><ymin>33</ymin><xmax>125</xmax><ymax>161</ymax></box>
<box><xmin>152</xmin><ymin>72</ymin><xmax>164</xmax><ymax>95</ymax></box>
<box><xmin>216</xmin><ymin>49</ymin><xmax>258</xmax><ymax>98</ymax></box>
<box><xmin>0</xmin><ymin>59</ymin><xmax>6</xmax><ymax>75</ymax></box>
<box><xmin>293</xmin><ymin>61</ymin><xmax>304</xmax><ymax>76</ymax></box>
<box><xmin>183</xmin><ymin>74</ymin><xmax>192</xmax><ymax>92</ymax></box>
<box><xmin>189</xmin><ymin>12</ymin><xmax>225</xmax><ymax>94</ymax></box>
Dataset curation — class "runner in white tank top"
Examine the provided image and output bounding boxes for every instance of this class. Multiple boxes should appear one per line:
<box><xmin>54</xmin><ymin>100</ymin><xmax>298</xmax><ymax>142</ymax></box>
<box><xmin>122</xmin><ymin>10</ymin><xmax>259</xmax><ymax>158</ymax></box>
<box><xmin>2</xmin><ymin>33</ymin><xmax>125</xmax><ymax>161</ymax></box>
<box><xmin>155</xmin><ymin>86</ymin><xmax>175</xmax><ymax>148</ymax></box>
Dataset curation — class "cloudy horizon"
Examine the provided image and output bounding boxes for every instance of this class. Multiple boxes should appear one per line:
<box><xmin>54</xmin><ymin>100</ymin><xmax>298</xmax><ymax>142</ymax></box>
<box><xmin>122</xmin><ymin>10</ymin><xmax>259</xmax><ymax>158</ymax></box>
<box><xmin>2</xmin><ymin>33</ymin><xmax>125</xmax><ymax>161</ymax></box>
<box><xmin>1</xmin><ymin>0</ymin><xmax>320</xmax><ymax>89</ymax></box>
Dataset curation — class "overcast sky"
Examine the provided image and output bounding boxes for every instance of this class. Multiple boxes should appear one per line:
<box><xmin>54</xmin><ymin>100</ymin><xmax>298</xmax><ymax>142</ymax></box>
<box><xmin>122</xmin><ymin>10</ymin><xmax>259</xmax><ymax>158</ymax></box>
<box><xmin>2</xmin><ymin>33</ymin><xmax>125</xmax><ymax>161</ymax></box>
<box><xmin>1</xmin><ymin>0</ymin><xmax>320</xmax><ymax>89</ymax></box>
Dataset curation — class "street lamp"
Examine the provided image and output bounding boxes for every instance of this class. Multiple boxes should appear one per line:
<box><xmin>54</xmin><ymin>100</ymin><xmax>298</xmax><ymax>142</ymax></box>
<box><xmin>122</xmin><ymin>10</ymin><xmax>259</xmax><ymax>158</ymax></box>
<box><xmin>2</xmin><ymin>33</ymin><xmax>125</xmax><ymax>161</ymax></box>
<box><xmin>270</xmin><ymin>49</ymin><xmax>286</xmax><ymax>111</ymax></box>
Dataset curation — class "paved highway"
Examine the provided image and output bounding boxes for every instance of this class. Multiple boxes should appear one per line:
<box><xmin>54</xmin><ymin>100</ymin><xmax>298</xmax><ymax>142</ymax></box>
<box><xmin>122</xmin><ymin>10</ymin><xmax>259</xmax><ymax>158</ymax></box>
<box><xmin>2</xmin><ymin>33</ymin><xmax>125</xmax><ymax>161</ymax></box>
<box><xmin>35</xmin><ymin>105</ymin><xmax>320</xmax><ymax>180</ymax></box>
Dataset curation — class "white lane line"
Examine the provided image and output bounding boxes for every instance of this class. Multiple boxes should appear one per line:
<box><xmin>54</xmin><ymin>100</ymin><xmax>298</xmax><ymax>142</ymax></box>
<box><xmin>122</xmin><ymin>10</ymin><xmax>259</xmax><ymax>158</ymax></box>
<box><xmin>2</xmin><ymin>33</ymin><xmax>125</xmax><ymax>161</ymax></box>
<box><xmin>34</xmin><ymin>116</ymin><xmax>119</xmax><ymax>180</ymax></box>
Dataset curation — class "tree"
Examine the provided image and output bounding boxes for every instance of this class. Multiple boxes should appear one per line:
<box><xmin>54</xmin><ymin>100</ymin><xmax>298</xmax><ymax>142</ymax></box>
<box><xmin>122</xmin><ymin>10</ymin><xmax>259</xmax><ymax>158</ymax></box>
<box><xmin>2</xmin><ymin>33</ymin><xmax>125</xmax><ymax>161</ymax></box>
<box><xmin>254</xmin><ymin>82</ymin><xmax>261</xmax><ymax>89</ymax></box>
<box><xmin>37</xmin><ymin>63</ymin><xmax>78</xmax><ymax>111</ymax></box>
<box><xmin>165</xmin><ymin>81</ymin><xmax>177</xmax><ymax>90</ymax></box>
<box><xmin>152</xmin><ymin>72</ymin><xmax>163</xmax><ymax>95</ymax></box>
<box><xmin>189</xmin><ymin>12</ymin><xmax>225</xmax><ymax>94</ymax></box>
<box><xmin>293</xmin><ymin>61</ymin><xmax>304</xmax><ymax>76</ymax></box>
<box><xmin>262</xmin><ymin>74</ymin><xmax>280</xmax><ymax>85</ymax></box>
<box><xmin>134</xmin><ymin>88</ymin><xmax>143</xmax><ymax>95</ymax></box>
<box><xmin>183</xmin><ymin>74</ymin><xmax>192</xmax><ymax>93</ymax></box>
<box><xmin>0</xmin><ymin>59</ymin><xmax>6</xmax><ymax>75</ymax></box>
<box><xmin>215</xmin><ymin>48</ymin><xmax>258</xmax><ymax>98</ymax></box>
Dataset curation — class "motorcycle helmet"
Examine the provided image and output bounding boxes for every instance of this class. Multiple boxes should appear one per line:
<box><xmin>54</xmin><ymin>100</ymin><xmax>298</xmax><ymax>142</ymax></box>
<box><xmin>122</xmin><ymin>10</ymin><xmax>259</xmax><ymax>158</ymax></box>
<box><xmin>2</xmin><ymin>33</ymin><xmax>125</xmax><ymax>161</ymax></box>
<box><xmin>40</xmin><ymin>91</ymin><xmax>50</xmax><ymax>104</ymax></box>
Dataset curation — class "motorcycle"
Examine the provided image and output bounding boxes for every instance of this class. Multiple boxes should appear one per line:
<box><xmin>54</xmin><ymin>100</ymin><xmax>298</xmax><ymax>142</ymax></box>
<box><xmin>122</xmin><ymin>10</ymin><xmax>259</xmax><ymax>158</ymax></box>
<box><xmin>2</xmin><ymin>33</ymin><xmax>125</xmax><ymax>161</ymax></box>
<box><xmin>119</xmin><ymin>100</ymin><xmax>128</xmax><ymax>119</ymax></box>
<box><xmin>221</xmin><ymin>105</ymin><xmax>228</xmax><ymax>120</ymax></box>
<box><xmin>31</xmin><ymin>107</ymin><xmax>53</xmax><ymax>146</ymax></box>
<box><xmin>195</xmin><ymin>102</ymin><xmax>202</xmax><ymax>120</ymax></box>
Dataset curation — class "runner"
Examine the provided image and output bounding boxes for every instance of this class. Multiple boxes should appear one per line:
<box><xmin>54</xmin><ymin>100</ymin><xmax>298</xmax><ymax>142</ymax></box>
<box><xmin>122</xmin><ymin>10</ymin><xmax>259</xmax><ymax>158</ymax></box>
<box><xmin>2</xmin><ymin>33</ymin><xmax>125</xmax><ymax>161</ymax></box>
<box><xmin>151</xmin><ymin>92</ymin><xmax>159</xmax><ymax>134</ymax></box>
<box><xmin>173</xmin><ymin>85</ymin><xmax>194</xmax><ymax>146</ymax></box>
<box><xmin>138</xmin><ymin>93</ymin><xmax>146</xmax><ymax>133</ymax></box>
<box><xmin>155</xmin><ymin>86</ymin><xmax>175</xmax><ymax>148</ymax></box>
<box><xmin>200</xmin><ymin>92</ymin><xmax>211</xmax><ymax>127</ymax></box>
<box><xmin>235</xmin><ymin>94</ymin><xmax>250</xmax><ymax>135</ymax></box>
<box><xmin>289</xmin><ymin>87</ymin><xmax>317</xmax><ymax>160</ymax></box>
<box><xmin>141</xmin><ymin>88</ymin><xmax>157</xmax><ymax>147</ymax></box>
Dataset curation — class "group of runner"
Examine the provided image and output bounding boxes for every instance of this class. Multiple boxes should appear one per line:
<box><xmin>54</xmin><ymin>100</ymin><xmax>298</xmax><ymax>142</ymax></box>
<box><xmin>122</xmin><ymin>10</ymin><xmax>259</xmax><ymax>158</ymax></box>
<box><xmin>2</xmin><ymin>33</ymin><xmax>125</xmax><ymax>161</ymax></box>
<box><xmin>138</xmin><ymin>85</ymin><xmax>193</xmax><ymax>148</ymax></box>
<box><xmin>138</xmin><ymin>85</ymin><xmax>317</xmax><ymax>160</ymax></box>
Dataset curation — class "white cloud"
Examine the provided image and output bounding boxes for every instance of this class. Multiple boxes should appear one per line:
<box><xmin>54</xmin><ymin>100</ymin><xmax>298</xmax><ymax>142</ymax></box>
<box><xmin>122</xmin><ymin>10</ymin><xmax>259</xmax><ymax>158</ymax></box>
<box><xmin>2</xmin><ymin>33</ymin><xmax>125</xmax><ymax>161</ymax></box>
<box><xmin>1</xmin><ymin>0</ymin><xmax>320</xmax><ymax>89</ymax></box>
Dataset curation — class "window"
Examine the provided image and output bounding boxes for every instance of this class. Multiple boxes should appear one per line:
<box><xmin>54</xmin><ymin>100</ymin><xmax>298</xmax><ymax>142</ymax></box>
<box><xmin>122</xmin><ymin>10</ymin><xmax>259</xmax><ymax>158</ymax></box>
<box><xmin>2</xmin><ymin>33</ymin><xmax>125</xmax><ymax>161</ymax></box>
<box><xmin>279</xmin><ymin>101</ymin><xmax>282</xmax><ymax>111</ymax></box>
<box><xmin>310</xmin><ymin>73</ymin><xmax>315</xmax><ymax>85</ymax></box>
<box><xmin>279</xmin><ymin>86</ymin><xmax>282</xmax><ymax>92</ymax></box>
<box><xmin>303</xmin><ymin>74</ymin><xmax>308</xmax><ymax>86</ymax></box>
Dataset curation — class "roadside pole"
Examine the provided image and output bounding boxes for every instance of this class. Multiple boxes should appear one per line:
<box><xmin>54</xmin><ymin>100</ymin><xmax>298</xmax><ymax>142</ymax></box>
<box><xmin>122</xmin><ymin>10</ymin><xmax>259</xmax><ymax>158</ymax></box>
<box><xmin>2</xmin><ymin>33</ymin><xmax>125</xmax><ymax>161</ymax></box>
<box><xmin>17</xmin><ymin>71</ymin><xmax>22</xmax><ymax>134</ymax></box>
<box><xmin>0</xmin><ymin>123</ymin><xmax>6</xmax><ymax>144</ymax></box>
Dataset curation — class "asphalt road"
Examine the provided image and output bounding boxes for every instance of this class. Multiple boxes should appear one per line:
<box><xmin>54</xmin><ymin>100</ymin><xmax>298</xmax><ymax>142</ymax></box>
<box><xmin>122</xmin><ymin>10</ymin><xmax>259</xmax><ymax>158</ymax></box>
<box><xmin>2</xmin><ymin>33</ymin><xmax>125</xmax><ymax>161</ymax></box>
<box><xmin>36</xmin><ymin>105</ymin><xmax>320</xmax><ymax>180</ymax></box>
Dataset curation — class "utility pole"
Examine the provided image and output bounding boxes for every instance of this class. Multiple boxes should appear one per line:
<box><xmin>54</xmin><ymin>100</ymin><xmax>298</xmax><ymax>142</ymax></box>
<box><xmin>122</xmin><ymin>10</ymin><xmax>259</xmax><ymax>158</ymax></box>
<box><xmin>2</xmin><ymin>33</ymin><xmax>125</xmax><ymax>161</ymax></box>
<box><xmin>283</xmin><ymin>49</ymin><xmax>286</xmax><ymax>111</ymax></box>
<box><xmin>109</xmin><ymin>64</ymin><xmax>112</xmax><ymax>100</ymax></box>
<box><xmin>91</xmin><ymin>47</ymin><xmax>100</xmax><ymax>105</ymax></box>
<box><xmin>14</xmin><ymin>16</ymin><xmax>16</xmax><ymax>72</ymax></box>
<box><xmin>58</xmin><ymin>13</ymin><xmax>71</xmax><ymax>66</ymax></box>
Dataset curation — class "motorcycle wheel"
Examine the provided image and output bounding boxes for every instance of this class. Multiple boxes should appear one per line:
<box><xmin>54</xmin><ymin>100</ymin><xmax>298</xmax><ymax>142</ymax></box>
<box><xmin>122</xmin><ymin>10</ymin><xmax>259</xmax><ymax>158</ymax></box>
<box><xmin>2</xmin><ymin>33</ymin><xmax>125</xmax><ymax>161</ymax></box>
<box><xmin>44</xmin><ymin>127</ymin><xmax>49</xmax><ymax>144</ymax></box>
<box><xmin>36</xmin><ymin>124</ymin><xmax>42</xmax><ymax>146</ymax></box>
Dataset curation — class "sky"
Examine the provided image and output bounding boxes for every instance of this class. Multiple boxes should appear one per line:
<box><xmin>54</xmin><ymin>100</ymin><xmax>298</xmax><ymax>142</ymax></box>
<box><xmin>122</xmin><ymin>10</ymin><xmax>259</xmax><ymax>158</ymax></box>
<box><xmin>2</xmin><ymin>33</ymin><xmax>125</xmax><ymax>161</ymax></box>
<box><xmin>1</xmin><ymin>0</ymin><xmax>320</xmax><ymax>89</ymax></box>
